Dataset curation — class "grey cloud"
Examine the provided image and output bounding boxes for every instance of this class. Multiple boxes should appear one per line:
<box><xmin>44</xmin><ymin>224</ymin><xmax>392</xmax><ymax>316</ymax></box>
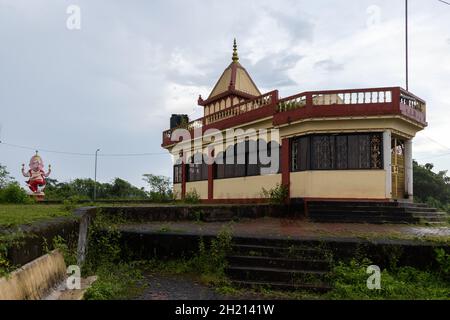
<box><xmin>264</xmin><ymin>6</ymin><xmax>314</xmax><ymax>43</ymax></box>
<box><xmin>243</xmin><ymin>54</ymin><xmax>304</xmax><ymax>89</ymax></box>
<box><xmin>314</xmin><ymin>59</ymin><xmax>345</xmax><ymax>72</ymax></box>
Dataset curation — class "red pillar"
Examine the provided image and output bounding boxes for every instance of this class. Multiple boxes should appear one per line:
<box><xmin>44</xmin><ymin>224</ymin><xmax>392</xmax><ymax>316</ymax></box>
<box><xmin>281</xmin><ymin>138</ymin><xmax>291</xmax><ymax>200</ymax></box>
<box><xmin>208</xmin><ymin>164</ymin><xmax>214</xmax><ymax>202</ymax></box>
<box><xmin>181</xmin><ymin>163</ymin><xmax>187</xmax><ymax>200</ymax></box>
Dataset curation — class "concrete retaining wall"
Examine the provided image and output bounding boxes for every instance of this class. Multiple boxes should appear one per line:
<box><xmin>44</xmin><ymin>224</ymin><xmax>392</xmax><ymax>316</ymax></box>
<box><xmin>99</xmin><ymin>204</ymin><xmax>301</xmax><ymax>223</ymax></box>
<box><xmin>118</xmin><ymin>231</ymin><xmax>449</xmax><ymax>270</ymax></box>
<box><xmin>5</xmin><ymin>217</ymin><xmax>79</xmax><ymax>268</ymax></box>
<box><xmin>0</xmin><ymin>250</ymin><xmax>66</xmax><ymax>300</ymax></box>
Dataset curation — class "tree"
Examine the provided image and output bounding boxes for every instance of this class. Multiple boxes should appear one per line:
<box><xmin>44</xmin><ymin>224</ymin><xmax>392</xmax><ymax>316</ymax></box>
<box><xmin>44</xmin><ymin>177</ymin><xmax>148</xmax><ymax>200</ymax></box>
<box><xmin>142</xmin><ymin>174</ymin><xmax>172</xmax><ymax>201</ymax></box>
<box><xmin>0</xmin><ymin>163</ymin><xmax>13</xmax><ymax>189</ymax></box>
<box><xmin>413</xmin><ymin>161</ymin><xmax>450</xmax><ymax>209</ymax></box>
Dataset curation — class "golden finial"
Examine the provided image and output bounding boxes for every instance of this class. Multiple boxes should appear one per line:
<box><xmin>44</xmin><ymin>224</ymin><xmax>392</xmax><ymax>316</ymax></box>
<box><xmin>232</xmin><ymin>38</ymin><xmax>239</xmax><ymax>63</ymax></box>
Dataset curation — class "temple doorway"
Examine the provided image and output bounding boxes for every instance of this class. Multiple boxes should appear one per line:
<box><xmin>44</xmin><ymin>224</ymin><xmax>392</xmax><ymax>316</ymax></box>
<box><xmin>391</xmin><ymin>137</ymin><xmax>406</xmax><ymax>199</ymax></box>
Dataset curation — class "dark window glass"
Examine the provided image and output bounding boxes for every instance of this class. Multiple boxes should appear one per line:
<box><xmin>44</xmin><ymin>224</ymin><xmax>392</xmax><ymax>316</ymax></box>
<box><xmin>173</xmin><ymin>165</ymin><xmax>183</xmax><ymax>184</ymax></box>
<box><xmin>215</xmin><ymin>152</ymin><xmax>225</xmax><ymax>179</ymax></box>
<box><xmin>291</xmin><ymin>139</ymin><xmax>299</xmax><ymax>171</ymax></box>
<box><xmin>311</xmin><ymin>136</ymin><xmax>334</xmax><ymax>170</ymax></box>
<box><xmin>335</xmin><ymin>136</ymin><xmax>348</xmax><ymax>170</ymax></box>
<box><xmin>187</xmin><ymin>154</ymin><xmax>208</xmax><ymax>182</ymax></box>
<box><xmin>347</xmin><ymin>135</ymin><xmax>360</xmax><ymax>169</ymax></box>
<box><xmin>291</xmin><ymin>133</ymin><xmax>383</xmax><ymax>172</ymax></box>
<box><xmin>358</xmin><ymin>135</ymin><xmax>371</xmax><ymax>169</ymax></box>
<box><xmin>246</xmin><ymin>140</ymin><xmax>260</xmax><ymax>176</ymax></box>
<box><xmin>299</xmin><ymin>137</ymin><xmax>310</xmax><ymax>171</ymax></box>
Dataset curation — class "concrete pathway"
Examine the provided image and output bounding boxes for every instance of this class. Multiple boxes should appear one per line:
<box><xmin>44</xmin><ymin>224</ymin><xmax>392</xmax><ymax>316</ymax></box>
<box><xmin>136</xmin><ymin>274</ymin><xmax>225</xmax><ymax>300</ymax></box>
<box><xmin>119</xmin><ymin>218</ymin><xmax>450</xmax><ymax>242</ymax></box>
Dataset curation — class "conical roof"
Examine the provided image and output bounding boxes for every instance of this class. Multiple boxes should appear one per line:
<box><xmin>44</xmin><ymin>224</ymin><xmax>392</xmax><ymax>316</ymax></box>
<box><xmin>204</xmin><ymin>39</ymin><xmax>261</xmax><ymax>103</ymax></box>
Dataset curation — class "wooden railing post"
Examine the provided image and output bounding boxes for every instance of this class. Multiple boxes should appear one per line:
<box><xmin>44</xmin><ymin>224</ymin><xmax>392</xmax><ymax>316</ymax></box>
<box><xmin>281</xmin><ymin>138</ymin><xmax>291</xmax><ymax>202</ymax></box>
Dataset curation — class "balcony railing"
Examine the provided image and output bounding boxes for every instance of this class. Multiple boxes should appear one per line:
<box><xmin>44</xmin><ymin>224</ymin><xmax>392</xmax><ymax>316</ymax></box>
<box><xmin>163</xmin><ymin>87</ymin><xmax>427</xmax><ymax>146</ymax></box>
<box><xmin>205</xmin><ymin>91</ymin><xmax>276</xmax><ymax>125</ymax></box>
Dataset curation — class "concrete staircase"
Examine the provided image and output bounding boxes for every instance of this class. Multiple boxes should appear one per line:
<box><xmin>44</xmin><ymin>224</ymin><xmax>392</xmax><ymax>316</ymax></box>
<box><xmin>225</xmin><ymin>238</ymin><xmax>332</xmax><ymax>293</ymax></box>
<box><xmin>307</xmin><ymin>201</ymin><xmax>448</xmax><ymax>225</ymax></box>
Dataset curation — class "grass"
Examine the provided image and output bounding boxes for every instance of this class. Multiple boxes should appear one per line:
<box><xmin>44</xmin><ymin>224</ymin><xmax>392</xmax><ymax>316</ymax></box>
<box><xmin>0</xmin><ymin>204</ymin><xmax>72</xmax><ymax>228</ymax></box>
<box><xmin>325</xmin><ymin>259</ymin><xmax>450</xmax><ymax>300</ymax></box>
<box><xmin>83</xmin><ymin>262</ymin><xmax>145</xmax><ymax>300</ymax></box>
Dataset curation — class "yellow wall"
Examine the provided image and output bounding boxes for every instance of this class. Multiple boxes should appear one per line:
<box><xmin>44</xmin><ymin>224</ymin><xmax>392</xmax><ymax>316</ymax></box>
<box><xmin>290</xmin><ymin>170</ymin><xmax>388</xmax><ymax>199</ymax></box>
<box><xmin>173</xmin><ymin>183</ymin><xmax>182</xmax><ymax>200</ymax></box>
<box><xmin>214</xmin><ymin>174</ymin><xmax>281</xmax><ymax>199</ymax></box>
<box><xmin>186</xmin><ymin>181</ymin><xmax>208</xmax><ymax>199</ymax></box>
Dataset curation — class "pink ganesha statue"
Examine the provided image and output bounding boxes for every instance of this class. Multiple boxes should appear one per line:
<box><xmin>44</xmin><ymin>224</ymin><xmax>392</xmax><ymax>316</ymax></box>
<box><xmin>21</xmin><ymin>152</ymin><xmax>52</xmax><ymax>196</ymax></box>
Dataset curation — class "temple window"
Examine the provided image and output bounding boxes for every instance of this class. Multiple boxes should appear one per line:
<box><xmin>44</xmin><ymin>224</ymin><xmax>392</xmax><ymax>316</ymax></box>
<box><xmin>291</xmin><ymin>133</ymin><xmax>383</xmax><ymax>172</ymax></box>
<box><xmin>214</xmin><ymin>140</ymin><xmax>281</xmax><ymax>179</ymax></box>
<box><xmin>173</xmin><ymin>163</ymin><xmax>183</xmax><ymax>184</ymax></box>
<box><xmin>187</xmin><ymin>154</ymin><xmax>208</xmax><ymax>182</ymax></box>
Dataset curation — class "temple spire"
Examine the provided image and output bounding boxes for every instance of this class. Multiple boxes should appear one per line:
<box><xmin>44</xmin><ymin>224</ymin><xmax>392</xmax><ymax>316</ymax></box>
<box><xmin>232</xmin><ymin>38</ymin><xmax>239</xmax><ymax>63</ymax></box>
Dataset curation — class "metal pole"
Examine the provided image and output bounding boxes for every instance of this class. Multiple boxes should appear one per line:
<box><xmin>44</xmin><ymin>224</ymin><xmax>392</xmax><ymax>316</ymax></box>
<box><xmin>405</xmin><ymin>0</ymin><xmax>409</xmax><ymax>91</ymax></box>
<box><xmin>94</xmin><ymin>149</ymin><xmax>100</xmax><ymax>201</ymax></box>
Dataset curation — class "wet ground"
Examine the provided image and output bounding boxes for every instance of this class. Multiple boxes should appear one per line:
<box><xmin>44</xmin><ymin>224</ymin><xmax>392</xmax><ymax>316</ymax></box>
<box><xmin>136</xmin><ymin>273</ymin><xmax>264</xmax><ymax>300</ymax></box>
<box><xmin>119</xmin><ymin>218</ymin><xmax>450</xmax><ymax>242</ymax></box>
<box><xmin>136</xmin><ymin>274</ymin><xmax>225</xmax><ymax>300</ymax></box>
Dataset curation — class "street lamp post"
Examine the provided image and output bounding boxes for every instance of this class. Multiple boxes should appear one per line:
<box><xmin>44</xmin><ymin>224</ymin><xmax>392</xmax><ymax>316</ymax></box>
<box><xmin>405</xmin><ymin>0</ymin><xmax>409</xmax><ymax>91</ymax></box>
<box><xmin>94</xmin><ymin>148</ymin><xmax>100</xmax><ymax>202</ymax></box>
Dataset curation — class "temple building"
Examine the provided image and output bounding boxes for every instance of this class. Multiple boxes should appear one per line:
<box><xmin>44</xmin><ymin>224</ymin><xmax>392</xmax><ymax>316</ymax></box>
<box><xmin>161</xmin><ymin>40</ymin><xmax>427</xmax><ymax>204</ymax></box>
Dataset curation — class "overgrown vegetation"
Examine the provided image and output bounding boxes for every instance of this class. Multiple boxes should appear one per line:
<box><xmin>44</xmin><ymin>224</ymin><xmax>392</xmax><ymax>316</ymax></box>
<box><xmin>261</xmin><ymin>184</ymin><xmax>289</xmax><ymax>204</ymax></box>
<box><xmin>184</xmin><ymin>189</ymin><xmax>201</xmax><ymax>204</ymax></box>
<box><xmin>81</xmin><ymin>212</ymin><xmax>145</xmax><ymax>300</ymax></box>
<box><xmin>325</xmin><ymin>254</ymin><xmax>450</xmax><ymax>300</ymax></box>
<box><xmin>140</xmin><ymin>228</ymin><xmax>233</xmax><ymax>285</ymax></box>
<box><xmin>0</xmin><ymin>231</ymin><xmax>26</xmax><ymax>277</ymax></box>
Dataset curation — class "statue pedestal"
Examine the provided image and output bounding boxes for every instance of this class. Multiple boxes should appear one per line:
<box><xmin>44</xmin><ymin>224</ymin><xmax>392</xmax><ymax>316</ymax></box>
<box><xmin>30</xmin><ymin>193</ymin><xmax>45</xmax><ymax>202</ymax></box>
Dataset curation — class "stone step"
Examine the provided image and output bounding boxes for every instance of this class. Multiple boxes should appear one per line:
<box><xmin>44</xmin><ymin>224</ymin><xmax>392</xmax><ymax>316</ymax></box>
<box><xmin>231</xmin><ymin>244</ymin><xmax>326</xmax><ymax>259</ymax></box>
<box><xmin>308</xmin><ymin>212</ymin><xmax>421</xmax><ymax>220</ymax></box>
<box><xmin>230</xmin><ymin>280</ymin><xmax>332</xmax><ymax>293</ymax></box>
<box><xmin>307</xmin><ymin>201</ymin><xmax>403</xmax><ymax>208</ymax></box>
<box><xmin>308</xmin><ymin>210</ymin><xmax>419</xmax><ymax>216</ymax></box>
<box><xmin>308</xmin><ymin>202</ymin><xmax>436</xmax><ymax>210</ymax></box>
<box><xmin>405</xmin><ymin>207</ymin><xmax>438</xmax><ymax>212</ymax></box>
<box><xmin>225</xmin><ymin>266</ymin><xmax>328</xmax><ymax>284</ymax></box>
<box><xmin>410</xmin><ymin>215</ymin><xmax>447</xmax><ymax>223</ymax></box>
<box><xmin>227</xmin><ymin>255</ymin><xmax>331</xmax><ymax>271</ymax></box>
<box><xmin>308</xmin><ymin>206</ymin><xmax>438</xmax><ymax>214</ymax></box>
<box><xmin>309</xmin><ymin>216</ymin><xmax>419</xmax><ymax>224</ymax></box>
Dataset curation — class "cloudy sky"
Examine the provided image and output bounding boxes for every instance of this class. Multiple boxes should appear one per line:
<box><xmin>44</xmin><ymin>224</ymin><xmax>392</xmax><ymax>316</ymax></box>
<box><xmin>1</xmin><ymin>0</ymin><xmax>449</xmax><ymax>190</ymax></box>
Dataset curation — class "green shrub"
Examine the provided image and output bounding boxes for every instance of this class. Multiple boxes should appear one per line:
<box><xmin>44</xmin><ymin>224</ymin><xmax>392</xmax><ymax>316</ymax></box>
<box><xmin>327</xmin><ymin>259</ymin><xmax>450</xmax><ymax>300</ymax></box>
<box><xmin>83</xmin><ymin>263</ymin><xmax>144</xmax><ymax>300</ymax></box>
<box><xmin>81</xmin><ymin>212</ymin><xmax>145</xmax><ymax>300</ymax></box>
<box><xmin>61</xmin><ymin>195</ymin><xmax>85</xmax><ymax>212</ymax></box>
<box><xmin>184</xmin><ymin>189</ymin><xmax>201</xmax><ymax>204</ymax></box>
<box><xmin>436</xmin><ymin>249</ymin><xmax>450</xmax><ymax>279</ymax></box>
<box><xmin>0</xmin><ymin>183</ymin><xmax>32</xmax><ymax>204</ymax></box>
<box><xmin>191</xmin><ymin>228</ymin><xmax>232</xmax><ymax>276</ymax></box>
<box><xmin>261</xmin><ymin>184</ymin><xmax>289</xmax><ymax>204</ymax></box>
